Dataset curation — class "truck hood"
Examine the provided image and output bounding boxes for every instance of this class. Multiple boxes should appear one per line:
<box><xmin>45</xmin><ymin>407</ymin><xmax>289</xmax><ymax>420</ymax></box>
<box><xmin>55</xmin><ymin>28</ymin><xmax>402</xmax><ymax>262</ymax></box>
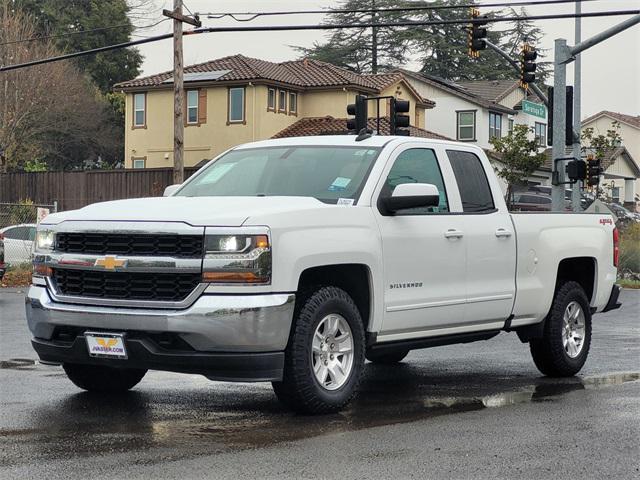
<box><xmin>42</xmin><ymin>196</ymin><xmax>329</xmax><ymax>227</ymax></box>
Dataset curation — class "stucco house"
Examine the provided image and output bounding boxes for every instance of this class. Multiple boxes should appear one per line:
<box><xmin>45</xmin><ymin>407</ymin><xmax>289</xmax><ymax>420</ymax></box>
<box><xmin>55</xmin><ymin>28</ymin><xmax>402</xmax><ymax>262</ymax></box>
<box><xmin>581</xmin><ymin>111</ymin><xmax>640</xmax><ymax>208</ymax></box>
<box><xmin>114</xmin><ymin>55</ymin><xmax>438</xmax><ymax>168</ymax></box>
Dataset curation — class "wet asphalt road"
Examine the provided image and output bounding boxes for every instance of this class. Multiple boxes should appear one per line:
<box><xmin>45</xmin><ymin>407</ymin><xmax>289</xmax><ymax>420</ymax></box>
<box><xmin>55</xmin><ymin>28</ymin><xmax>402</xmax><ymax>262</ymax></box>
<box><xmin>0</xmin><ymin>288</ymin><xmax>638</xmax><ymax>480</ymax></box>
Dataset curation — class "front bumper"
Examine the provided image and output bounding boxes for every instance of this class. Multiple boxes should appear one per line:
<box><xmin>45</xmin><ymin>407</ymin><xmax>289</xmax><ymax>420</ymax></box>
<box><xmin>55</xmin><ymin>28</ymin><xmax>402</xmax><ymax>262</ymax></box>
<box><xmin>25</xmin><ymin>285</ymin><xmax>295</xmax><ymax>381</ymax></box>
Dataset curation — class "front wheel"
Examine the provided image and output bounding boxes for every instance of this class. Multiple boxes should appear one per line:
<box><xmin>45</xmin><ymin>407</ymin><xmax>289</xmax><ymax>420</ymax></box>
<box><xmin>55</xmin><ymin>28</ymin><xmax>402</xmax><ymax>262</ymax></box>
<box><xmin>63</xmin><ymin>363</ymin><xmax>147</xmax><ymax>392</ymax></box>
<box><xmin>529</xmin><ymin>281</ymin><xmax>592</xmax><ymax>377</ymax></box>
<box><xmin>272</xmin><ymin>286</ymin><xmax>365</xmax><ymax>414</ymax></box>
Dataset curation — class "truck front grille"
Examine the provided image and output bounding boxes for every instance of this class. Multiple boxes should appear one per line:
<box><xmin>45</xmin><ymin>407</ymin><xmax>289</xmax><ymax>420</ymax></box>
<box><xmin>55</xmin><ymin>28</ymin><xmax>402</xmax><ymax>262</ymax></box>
<box><xmin>55</xmin><ymin>233</ymin><xmax>203</xmax><ymax>258</ymax></box>
<box><xmin>52</xmin><ymin>269</ymin><xmax>201</xmax><ymax>302</ymax></box>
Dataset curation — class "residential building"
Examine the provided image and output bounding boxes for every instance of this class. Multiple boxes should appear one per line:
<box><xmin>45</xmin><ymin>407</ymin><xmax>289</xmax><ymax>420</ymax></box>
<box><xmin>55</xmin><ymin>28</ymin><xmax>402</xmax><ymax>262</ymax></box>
<box><xmin>114</xmin><ymin>55</ymin><xmax>436</xmax><ymax>168</ymax></box>
<box><xmin>582</xmin><ymin>111</ymin><xmax>640</xmax><ymax>208</ymax></box>
<box><xmin>399</xmin><ymin>72</ymin><xmax>549</xmax><ymax>150</ymax></box>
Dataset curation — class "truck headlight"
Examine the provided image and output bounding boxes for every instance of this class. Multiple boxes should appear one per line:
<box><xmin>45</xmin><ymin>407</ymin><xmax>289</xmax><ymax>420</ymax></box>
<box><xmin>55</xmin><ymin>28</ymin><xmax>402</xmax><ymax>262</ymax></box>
<box><xmin>35</xmin><ymin>229</ymin><xmax>55</xmax><ymax>252</ymax></box>
<box><xmin>202</xmin><ymin>231</ymin><xmax>271</xmax><ymax>284</ymax></box>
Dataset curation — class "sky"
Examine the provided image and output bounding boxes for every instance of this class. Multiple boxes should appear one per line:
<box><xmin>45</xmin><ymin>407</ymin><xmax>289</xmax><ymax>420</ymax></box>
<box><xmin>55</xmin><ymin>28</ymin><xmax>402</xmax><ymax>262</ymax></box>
<box><xmin>133</xmin><ymin>0</ymin><xmax>640</xmax><ymax>119</ymax></box>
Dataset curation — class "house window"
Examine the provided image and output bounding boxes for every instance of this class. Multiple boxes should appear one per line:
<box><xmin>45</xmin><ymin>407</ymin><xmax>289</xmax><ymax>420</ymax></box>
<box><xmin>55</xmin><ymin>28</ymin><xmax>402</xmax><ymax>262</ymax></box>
<box><xmin>132</xmin><ymin>157</ymin><xmax>146</xmax><ymax>169</ymax></box>
<box><xmin>535</xmin><ymin>122</ymin><xmax>546</xmax><ymax>147</ymax></box>
<box><xmin>508</xmin><ymin>118</ymin><xmax>514</xmax><ymax>135</ymax></box>
<box><xmin>186</xmin><ymin>90</ymin><xmax>198</xmax><ymax>124</ymax></box>
<box><xmin>228</xmin><ymin>87</ymin><xmax>245</xmax><ymax>123</ymax></box>
<box><xmin>267</xmin><ymin>88</ymin><xmax>276</xmax><ymax>111</ymax></box>
<box><xmin>611</xmin><ymin>186</ymin><xmax>620</xmax><ymax>203</ymax></box>
<box><xmin>457</xmin><ymin>111</ymin><xmax>476</xmax><ymax>141</ymax></box>
<box><xmin>278</xmin><ymin>90</ymin><xmax>287</xmax><ymax>112</ymax></box>
<box><xmin>489</xmin><ymin>112</ymin><xmax>502</xmax><ymax>139</ymax></box>
<box><xmin>289</xmin><ymin>92</ymin><xmax>297</xmax><ymax>114</ymax></box>
<box><xmin>133</xmin><ymin>93</ymin><xmax>146</xmax><ymax>127</ymax></box>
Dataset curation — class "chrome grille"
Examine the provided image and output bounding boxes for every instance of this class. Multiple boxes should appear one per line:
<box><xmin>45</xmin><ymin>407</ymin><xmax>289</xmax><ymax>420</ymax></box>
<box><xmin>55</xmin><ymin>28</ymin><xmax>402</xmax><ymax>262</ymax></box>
<box><xmin>55</xmin><ymin>233</ymin><xmax>203</xmax><ymax>258</ymax></box>
<box><xmin>52</xmin><ymin>269</ymin><xmax>201</xmax><ymax>302</ymax></box>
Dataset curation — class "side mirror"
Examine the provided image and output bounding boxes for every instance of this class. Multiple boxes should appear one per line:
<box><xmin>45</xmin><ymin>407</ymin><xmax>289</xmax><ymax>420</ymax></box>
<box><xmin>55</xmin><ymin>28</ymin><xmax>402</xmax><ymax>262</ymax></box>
<box><xmin>163</xmin><ymin>184</ymin><xmax>181</xmax><ymax>197</ymax></box>
<box><xmin>381</xmin><ymin>183</ymin><xmax>440</xmax><ymax>213</ymax></box>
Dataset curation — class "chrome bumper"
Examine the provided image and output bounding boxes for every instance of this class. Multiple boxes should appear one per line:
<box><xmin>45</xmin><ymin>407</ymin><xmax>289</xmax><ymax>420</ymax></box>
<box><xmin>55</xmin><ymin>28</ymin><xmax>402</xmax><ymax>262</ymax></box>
<box><xmin>25</xmin><ymin>286</ymin><xmax>295</xmax><ymax>353</ymax></box>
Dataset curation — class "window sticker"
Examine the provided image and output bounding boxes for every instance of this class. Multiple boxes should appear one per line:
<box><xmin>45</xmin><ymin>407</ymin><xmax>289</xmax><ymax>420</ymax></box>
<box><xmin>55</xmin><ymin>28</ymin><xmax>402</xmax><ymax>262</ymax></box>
<box><xmin>328</xmin><ymin>176</ymin><xmax>352</xmax><ymax>191</ymax></box>
<box><xmin>337</xmin><ymin>198</ymin><xmax>355</xmax><ymax>206</ymax></box>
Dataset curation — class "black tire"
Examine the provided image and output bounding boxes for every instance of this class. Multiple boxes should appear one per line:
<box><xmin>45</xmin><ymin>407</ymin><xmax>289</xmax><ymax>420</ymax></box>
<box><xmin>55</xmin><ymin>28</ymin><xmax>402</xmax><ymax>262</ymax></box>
<box><xmin>272</xmin><ymin>286</ymin><xmax>365</xmax><ymax>414</ymax></box>
<box><xmin>529</xmin><ymin>281</ymin><xmax>592</xmax><ymax>377</ymax></box>
<box><xmin>366</xmin><ymin>348</ymin><xmax>410</xmax><ymax>364</ymax></box>
<box><xmin>63</xmin><ymin>363</ymin><xmax>147</xmax><ymax>392</ymax></box>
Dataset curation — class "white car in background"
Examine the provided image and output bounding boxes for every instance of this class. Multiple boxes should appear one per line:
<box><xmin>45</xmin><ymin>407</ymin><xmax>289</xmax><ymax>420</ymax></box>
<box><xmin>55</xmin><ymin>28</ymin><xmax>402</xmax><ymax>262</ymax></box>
<box><xmin>1</xmin><ymin>223</ymin><xmax>36</xmax><ymax>265</ymax></box>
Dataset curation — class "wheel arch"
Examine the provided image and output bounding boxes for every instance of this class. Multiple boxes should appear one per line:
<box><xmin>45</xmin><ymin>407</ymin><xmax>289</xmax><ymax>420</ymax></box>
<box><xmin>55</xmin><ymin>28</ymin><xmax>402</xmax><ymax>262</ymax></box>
<box><xmin>296</xmin><ymin>263</ymin><xmax>374</xmax><ymax>332</ymax></box>
<box><xmin>555</xmin><ymin>256</ymin><xmax>597</xmax><ymax>303</ymax></box>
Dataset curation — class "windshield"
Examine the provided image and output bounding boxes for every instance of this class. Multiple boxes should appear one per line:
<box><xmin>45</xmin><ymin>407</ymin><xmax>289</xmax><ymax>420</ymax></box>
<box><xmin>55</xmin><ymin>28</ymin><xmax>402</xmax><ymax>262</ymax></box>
<box><xmin>176</xmin><ymin>146</ymin><xmax>381</xmax><ymax>203</ymax></box>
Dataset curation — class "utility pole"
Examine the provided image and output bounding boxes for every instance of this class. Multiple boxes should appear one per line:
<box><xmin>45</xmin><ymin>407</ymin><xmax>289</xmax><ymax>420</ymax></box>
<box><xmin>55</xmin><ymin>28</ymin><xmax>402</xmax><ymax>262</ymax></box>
<box><xmin>571</xmin><ymin>0</ymin><xmax>582</xmax><ymax>212</ymax></box>
<box><xmin>371</xmin><ymin>0</ymin><xmax>378</xmax><ymax>74</ymax></box>
<box><xmin>550</xmin><ymin>13</ymin><xmax>640</xmax><ymax>211</ymax></box>
<box><xmin>163</xmin><ymin>1</ymin><xmax>201</xmax><ymax>185</ymax></box>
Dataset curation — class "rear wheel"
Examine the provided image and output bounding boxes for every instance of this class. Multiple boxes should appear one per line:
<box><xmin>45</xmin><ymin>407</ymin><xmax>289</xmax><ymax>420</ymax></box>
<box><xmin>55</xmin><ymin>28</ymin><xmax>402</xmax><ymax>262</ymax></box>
<box><xmin>63</xmin><ymin>363</ymin><xmax>147</xmax><ymax>392</ymax></box>
<box><xmin>530</xmin><ymin>281</ymin><xmax>592</xmax><ymax>377</ymax></box>
<box><xmin>272</xmin><ymin>286</ymin><xmax>365</xmax><ymax>414</ymax></box>
<box><xmin>366</xmin><ymin>348</ymin><xmax>410</xmax><ymax>364</ymax></box>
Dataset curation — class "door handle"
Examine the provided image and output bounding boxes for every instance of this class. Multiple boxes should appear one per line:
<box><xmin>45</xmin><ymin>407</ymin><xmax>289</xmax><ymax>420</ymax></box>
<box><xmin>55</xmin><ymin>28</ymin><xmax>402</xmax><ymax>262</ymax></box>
<box><xmin>444</xmin><ymin>229</ymin><xmax>464</xmax><ymax>239</ymax></box>
<box><xmin>495</xmin><ymin>228</ymin><xmax>513</xmax><ymax>238</ymax></box>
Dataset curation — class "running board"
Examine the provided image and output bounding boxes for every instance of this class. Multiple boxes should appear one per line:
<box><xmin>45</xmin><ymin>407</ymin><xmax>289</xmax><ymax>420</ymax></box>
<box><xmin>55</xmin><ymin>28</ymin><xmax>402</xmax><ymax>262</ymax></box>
<box><xmin>367</xmin><ymin>330</ymin><xmax>501</xmax><ymax>353</ymax></box>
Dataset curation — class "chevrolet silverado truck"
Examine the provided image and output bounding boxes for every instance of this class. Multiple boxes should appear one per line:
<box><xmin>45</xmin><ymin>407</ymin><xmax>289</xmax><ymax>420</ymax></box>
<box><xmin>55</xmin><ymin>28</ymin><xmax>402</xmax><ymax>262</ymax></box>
<box><xmin>26</xmin><ymin>136</ymin><xmax>622</xmax><ymax>414</ymax></box>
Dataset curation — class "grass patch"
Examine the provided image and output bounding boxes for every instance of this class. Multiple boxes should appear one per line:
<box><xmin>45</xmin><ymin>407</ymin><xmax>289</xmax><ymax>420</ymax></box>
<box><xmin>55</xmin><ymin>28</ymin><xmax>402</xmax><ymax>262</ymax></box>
<box><xmin>1</xmin><ymin>264</ymin><xmax>32</xmax><ymax>288</ymax></box>
<box><xmin>617</xmin><ymin>279</ymin><xmax>640</xmax><ymax>289</ymax></box>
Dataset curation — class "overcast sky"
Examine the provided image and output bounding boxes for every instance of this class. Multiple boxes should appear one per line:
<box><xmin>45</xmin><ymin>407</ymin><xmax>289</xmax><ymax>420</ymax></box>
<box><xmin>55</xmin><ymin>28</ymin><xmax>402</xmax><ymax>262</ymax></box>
<box><xmin>134</xmin><ymin>0</ymin><xmax>640</xmax><ymax>119</ymax></box>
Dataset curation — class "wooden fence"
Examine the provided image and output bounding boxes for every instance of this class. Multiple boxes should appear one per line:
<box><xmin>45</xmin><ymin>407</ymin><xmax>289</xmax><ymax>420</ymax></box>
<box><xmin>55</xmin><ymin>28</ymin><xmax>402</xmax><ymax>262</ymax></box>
<box><xmin>0</xmin><ymin>167</ymin><xmax>200</xmax><ymax>211</ymax></box>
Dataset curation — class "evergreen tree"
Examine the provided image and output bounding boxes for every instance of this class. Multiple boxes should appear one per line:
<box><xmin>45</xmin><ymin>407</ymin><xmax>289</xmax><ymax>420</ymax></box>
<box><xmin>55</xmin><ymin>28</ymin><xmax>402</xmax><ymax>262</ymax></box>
<box><xmin>13</xmin><ymin>0</ymin><xmax>143</xmax><ymax>93</ymax></box>
<box><xmin>296</xmin><ymin>0</ymin><xmax>550</xmax><ymax>81</ymax></box>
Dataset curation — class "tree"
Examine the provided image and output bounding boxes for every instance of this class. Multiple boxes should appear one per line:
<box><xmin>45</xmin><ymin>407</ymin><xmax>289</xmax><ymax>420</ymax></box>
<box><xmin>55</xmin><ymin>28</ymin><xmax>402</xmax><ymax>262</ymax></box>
<box><xmin>294</xmin><ymin>0</ymin><xmax>414</xmax><ymax>73</ymax></box>
<box><xmin>581</xmin><ymin>121</ymin><xmax>623</xmax><ymax>200</ymax></box>
<box><xmin>296</xmin><ymin>0</ymin><xmax>550</xmax><ymax>81</ymax></box>
<box><xmin>12</xmin><ymin>0</ymin><xmax>143</xmax><ymax>93</ymax></box>
<box><xmin>0</xmin><ymin>2</ymin><xmax>121</xmax><ymax>172</ymax></box>
<box><xmin>490</xmin><ymin>124</ymin><xmax>546</xmax><ymax>209</ymax></box>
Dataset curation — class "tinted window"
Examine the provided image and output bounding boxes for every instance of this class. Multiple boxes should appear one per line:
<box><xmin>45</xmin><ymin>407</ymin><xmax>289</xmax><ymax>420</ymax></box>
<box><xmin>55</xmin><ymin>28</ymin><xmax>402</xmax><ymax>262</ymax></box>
<box><xmin>4</xmin><ymin>226</ymin><xmax>31</xmax><ymax>240</ymax></box>
<box><xmin>381</xmin><ymin>148</ymin><xmax>449</xmax><ymax>215</ymax></box>
<box><xmin>446</xmin><ymin>150</ymin><xmax>495</xmax><ymax>213</ymax></box>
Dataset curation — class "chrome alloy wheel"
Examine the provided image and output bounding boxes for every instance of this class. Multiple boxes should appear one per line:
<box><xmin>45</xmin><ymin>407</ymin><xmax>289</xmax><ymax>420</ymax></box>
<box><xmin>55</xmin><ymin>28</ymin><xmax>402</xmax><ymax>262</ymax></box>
<box><xmin>311</xmin><ymin>314</ymin><xmax>354</xmax><ymax>391</ymax></box>
<box><xmin>562</xmin><ymin>301</ymin><xmax>586</xmax><ymax>358</ymax></box>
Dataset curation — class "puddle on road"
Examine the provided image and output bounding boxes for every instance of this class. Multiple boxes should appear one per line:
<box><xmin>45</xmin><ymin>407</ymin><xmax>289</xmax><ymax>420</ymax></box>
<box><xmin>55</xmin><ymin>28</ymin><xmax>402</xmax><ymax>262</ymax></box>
<box><xmin>0</xmin><ymin>358</ymin><xmax>37</xmax><ymax>370</ymax></box>
<box><xmin>1</xmin><ymin>370</ymin><xmax>638</xmax><ymax>465</ymax></box>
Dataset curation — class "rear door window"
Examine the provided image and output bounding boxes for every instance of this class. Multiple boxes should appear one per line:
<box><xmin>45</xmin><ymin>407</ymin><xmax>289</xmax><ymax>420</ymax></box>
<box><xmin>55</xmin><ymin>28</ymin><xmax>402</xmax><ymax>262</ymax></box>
<box><xmin>446</xmin><ymin>150</ymin><xmax>495</xmax><ymax>213</ymax></box>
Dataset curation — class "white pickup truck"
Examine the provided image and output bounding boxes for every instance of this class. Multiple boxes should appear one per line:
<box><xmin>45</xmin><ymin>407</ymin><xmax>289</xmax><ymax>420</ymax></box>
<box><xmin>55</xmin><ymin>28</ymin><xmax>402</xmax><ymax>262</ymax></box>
<box><xmin>26</xmin><ymin>136</ymin><xmax>622</xmax><ymax>414</ymax></box>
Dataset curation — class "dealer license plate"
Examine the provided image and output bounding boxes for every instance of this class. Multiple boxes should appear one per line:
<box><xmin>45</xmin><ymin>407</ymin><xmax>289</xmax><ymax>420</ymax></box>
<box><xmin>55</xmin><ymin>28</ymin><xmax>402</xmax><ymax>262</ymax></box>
<box><xmin>85</xmin><ymin>332</ymin><xmax>127</xmax><ymax>359</ymax></box>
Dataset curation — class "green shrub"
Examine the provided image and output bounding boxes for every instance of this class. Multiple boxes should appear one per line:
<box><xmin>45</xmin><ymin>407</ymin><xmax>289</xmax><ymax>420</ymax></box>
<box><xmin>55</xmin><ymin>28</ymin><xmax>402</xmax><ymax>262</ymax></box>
<box><xmin>619</xmin><ymin>223</ymin><xmax>640</xmax><ymax>274</ymax></box>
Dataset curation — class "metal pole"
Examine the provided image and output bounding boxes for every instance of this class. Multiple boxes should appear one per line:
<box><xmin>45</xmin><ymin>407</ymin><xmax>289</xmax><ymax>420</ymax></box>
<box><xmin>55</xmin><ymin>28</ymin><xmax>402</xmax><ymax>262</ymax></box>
<box><xmin>551</xmin><ymin>39</ymin><xmax>568</xmax><ymax>212</ymax></box>
<box><xmin>567</xmin><ymin>14</ymin><xmax>640</xmax><ymax>60</ymax></box>
<box><xmin>172</xmin><ymin>0</ymin><xmax>184</xmax><ymax>184</ymax></box>
<box><xmin>484</xmin><ymin>40</ymin><xmax>548</xmax><ymax>106</ymax></box>
<box><xmin>571</xmin><ymin>1</ymin><xmax>582</xmax><ymax>212</ymax></box>
<box><xmin>371</xmin><ymin>0</ymin><xmax>378</xmax><ymax>74</ymax></box>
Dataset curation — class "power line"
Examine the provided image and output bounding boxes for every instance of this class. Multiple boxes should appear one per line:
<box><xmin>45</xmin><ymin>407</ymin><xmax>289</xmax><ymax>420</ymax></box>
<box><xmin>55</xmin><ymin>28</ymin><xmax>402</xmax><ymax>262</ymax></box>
<box><xmin>202</xmin><ymin>0</ymin><xmax>609</xmax><ymax>20</ymax></box>
<box><xmin>1</xmin><ymin>9</ymin><xmax>638</xmax><ymax>73</ymax></box>
<box><xmin>0</xmin><ymin>18</ymin><xmax>169</xmax><ymax>47</ymax></box>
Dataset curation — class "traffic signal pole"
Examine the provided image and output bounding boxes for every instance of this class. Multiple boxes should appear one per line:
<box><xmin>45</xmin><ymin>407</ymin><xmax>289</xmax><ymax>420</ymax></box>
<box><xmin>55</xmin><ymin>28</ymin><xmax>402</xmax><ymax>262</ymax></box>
<box><xmin>571</xmin><ymin>0</ymin><xmax>582</xmax><ymax>212</ymax></box>
<box><xmin>550</xmin><ymin>13</ymin><xmax>640</xmax><ymax>211</ymax></box>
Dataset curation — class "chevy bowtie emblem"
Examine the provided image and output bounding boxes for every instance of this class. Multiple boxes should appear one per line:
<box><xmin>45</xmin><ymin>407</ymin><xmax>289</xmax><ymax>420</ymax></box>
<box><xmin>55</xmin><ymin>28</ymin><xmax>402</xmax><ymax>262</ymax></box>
<box><xmin>95</xmin><ymin>256</ymin><xmax>126</xmax><ymax>270</ymax></box>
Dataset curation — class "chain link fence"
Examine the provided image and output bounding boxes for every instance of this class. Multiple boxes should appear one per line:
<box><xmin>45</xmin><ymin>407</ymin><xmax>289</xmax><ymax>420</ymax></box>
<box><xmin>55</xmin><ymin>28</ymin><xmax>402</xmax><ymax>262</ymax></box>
<box><xmin>0</xmin><ymin>202</ymin><xmax>57</xmax><ymax>268</ymax></box>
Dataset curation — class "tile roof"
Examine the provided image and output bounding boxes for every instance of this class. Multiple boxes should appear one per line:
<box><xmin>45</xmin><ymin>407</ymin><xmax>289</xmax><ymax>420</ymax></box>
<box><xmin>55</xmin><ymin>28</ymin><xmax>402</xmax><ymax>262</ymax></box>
<box><xmin>116</xmin><ymin>54</ymin><xmax>382</xmax><ymax>91</ymax></box>
<box><xmin>271</xmin><ymin>116</ymin><xmax>452</xmax><ymax>140</ymax></box>
<box><xmin>397</xmin><ymin>69</ymin><xmax>516</xmax><ymax>114</ymax></box>
<box><xmin>457</xmin><ymin>80</ymin><xmax>519</xmax><ymax>102</ymax></box>
<box><xmin>582</xmin><ymin>111</ymin><xmax>640</xmax><ymax>129</ymax></box>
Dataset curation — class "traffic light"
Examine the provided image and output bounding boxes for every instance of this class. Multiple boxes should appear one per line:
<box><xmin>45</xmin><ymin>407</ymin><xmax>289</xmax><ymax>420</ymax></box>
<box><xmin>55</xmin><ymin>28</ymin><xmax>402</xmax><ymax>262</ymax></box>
<box><xmin>347</xmin><ymin>94</ymin><xmax>368</xmax><ymax>134</ymax></box>
<box><xmin>390</xmin><ymin>98</ymin><xmax>410</xmax><ymax>136</ymax></box>
<box><xmin>468</xmin><ymin>8</ymin><xmax>488</xmax><ymax>58</ymax></box>
<box><xmin>519</xmin><ymin>44</ymin><xmax>538</xmax><ymax>89</ymax></box>
<box><xmin>586</xmin><ymin>157</ymin><xmax>602</xmax><ymax>187</ymax></box>
<box><xmin>566</xmin><ymin>159</ymin><xmax>586</xmax><ymax>182</ymax></box>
